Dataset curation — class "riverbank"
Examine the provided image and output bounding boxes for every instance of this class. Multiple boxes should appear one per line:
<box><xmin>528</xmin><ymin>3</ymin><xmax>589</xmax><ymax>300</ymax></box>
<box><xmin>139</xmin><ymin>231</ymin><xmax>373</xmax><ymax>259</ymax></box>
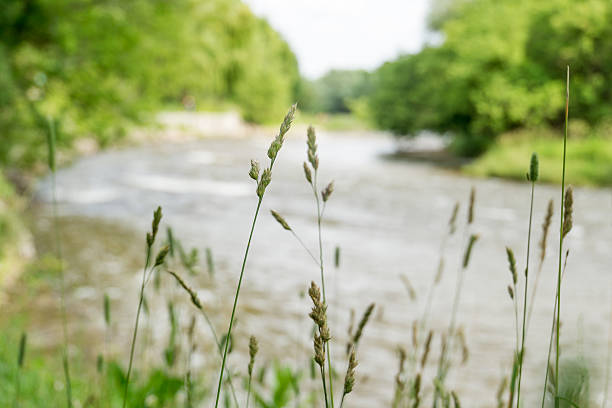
<box><xmin>465</xmin><ymin>126</ymin><xmax>612</xmax><ymax>187</ymax></box>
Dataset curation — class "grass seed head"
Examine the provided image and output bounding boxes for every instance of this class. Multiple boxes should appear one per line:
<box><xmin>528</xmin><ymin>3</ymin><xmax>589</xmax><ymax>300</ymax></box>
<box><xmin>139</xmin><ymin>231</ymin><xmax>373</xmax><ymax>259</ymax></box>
<box><xmin>248</xmin><ymin>336</ymin><xmax>259</xmax><ymax>376</ymax></box>
<box><xmin>267</xmin><ymin>104</ymin><xmax>297</xmax><ymax>161</ymax></box>
<box><xmin>562</xmin><ymin>186</ymin><xmax>574</xmax><ymax>238</ymax></box>
<box><xmin>303</xmin><ymin>162</ymin><xmax>313</xmax><ymax>184</ymax></box>
<box><xmin>529</xmin><ymin>152</ymin><xmax>539</xmax><ymax>182</ymax></box>
<box><xmin>462</xmin><ymin>234</ymin><xmax>479</xmax><ymax>268</ymax></box>
<box><xmin>322</xmin><ymin>181</ymin><xmax>334</xmax><ymax>202</ymax></box>
<box><xmin>308</xmin><ymin>281</ymin><xmax>330</xmax><ymax>341</ymax></box>
<box><xmin>270</xmin><ymin>210</ymin><xmax>291</xmax><ymax>231</ymax></box>
<box><xmin>505</xmin><ymin>247</ymin><xmax>517</xmax><ymax>284</ymax></box>
<box><xmin>540</xmin><ymin>199</ymin><xmax>554</xmax><ymax>263</ymax></box>
<box><xmin>104</xmin><ymin>293</ymin><xmax>111</xmax><ymax>327</ymax></box>
<box><xmin>249</xmin><ymin>160</ymin><xmax>260</xmax><ymax>181</ymax></box>
<box><xmin>279</xmin><ymin>103</ymin><xmax>297</xmax><ymax>140</ymax></box>
<box><xmin>167</xmin><ymin>270</ymin><xmax>203</xmax><ymax>310</ymax></box>
<box><xmin>352</xmin><ymin>303</ymin><xmax>375</xmax><ymax>346</ymax></box>
<box><xmin>449</xmin><ymin>202</ymin><xmax>460</xmax><ymax>235</ymax></box>
<box><xmin>314</xmin><ymin>333</ymin><xmax>325</xmax><ymax>367</ymax></box>
<box><xmin>147</xmin><ymin>206</ymin><xmax>163</xmax><ymax>247</ymax></box>
<box><xmin>343</xmin><ymin>347</ymin><xmax>358</xmax><ymax>395</ymax></box>
<box><xmin>468</xmin><ymin>187</ymin><xmax>476</xmax><ymax>224</ymax></box>
<box><xmin>307</xmin><ymin>126</ymin><xmax>319</xmax><ymax>170</ymax></box>
<box><xmin>257</xmin><ymin>168</ymin><xmax>272</xmax><ymax>198</ymax></box>
<box><xmin>154</xmin><ymin>245</ymin><xmax>170</xmax><ymax>267</ymax></box>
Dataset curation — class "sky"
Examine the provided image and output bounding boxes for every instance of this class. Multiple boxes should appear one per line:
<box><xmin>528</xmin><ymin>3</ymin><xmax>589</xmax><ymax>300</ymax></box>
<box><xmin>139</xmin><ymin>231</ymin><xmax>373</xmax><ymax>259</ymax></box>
<box><xmin>243</xmin><ymin>0</ymin><xmax>431</xmax><ymax>79</ymax></box>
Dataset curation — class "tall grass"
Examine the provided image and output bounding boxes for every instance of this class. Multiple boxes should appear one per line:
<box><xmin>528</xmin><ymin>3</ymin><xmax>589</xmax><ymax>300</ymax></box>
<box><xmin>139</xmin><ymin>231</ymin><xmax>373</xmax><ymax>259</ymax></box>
<box><xmin>553</xmin><ymin>67</ymin><xmax>572</xmax><ymax>408</ymax></box>
<box><xmin>13</xmin><ymin>83</ymin><xmax>593</xmax><ymax>407</ymax></box>
<box><xmin>46</xmin><ymin>118</ymin><xmax>73</xmax><ymax>408</ymax></box>
<box><xmin>122</xmin><ymin>207</ymin><xmax>169</xmax><ymax>407</ymax></box>
<box><xmin>433</xmin><ymin>188</ymin><xmax>479</xmax><ymax>407</ymax></box>
<box><xmin>213</xmin><ymin>104</ymin><xmax>296</xmax><ymax>408</ymax></box>
<box><xmin>516</xmin><ymin>152</ymin><xmax>539</xmax><ymax>407</ymax></box>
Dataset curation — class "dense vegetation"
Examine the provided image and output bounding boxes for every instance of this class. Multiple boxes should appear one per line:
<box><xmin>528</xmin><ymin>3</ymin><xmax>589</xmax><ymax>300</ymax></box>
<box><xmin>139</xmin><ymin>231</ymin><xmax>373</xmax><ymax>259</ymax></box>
<box><xmin>298</xmin><ymin>69</ymin><xmax>372</xmax><ymax>114</ymax></box>
<box><xmin>0</xmin><ymin>0</ymin><xmax>299</xmax><ymax>168</ymax></box>
<box><xmin>369</xmin><ymin>0</ymin><xmax>612</xmax><ymax>157</ymax></box>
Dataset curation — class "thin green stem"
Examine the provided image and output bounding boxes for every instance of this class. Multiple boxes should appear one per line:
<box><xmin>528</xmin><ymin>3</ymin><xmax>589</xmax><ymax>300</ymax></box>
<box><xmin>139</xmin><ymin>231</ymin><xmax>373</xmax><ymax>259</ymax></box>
<box><xmin>313</xmin><ymin>172</ymin><xmax>335</xmax><ymax>408</ymax></box>
<box><xmin>512</xmin><ymin>282</ymin><xmax>520</xmax><ymax>353</ymax></box>
<box><xmin>517</xmin><ymin>181</ymin><xmax>535</xmax><ymax>408</ymax></box>
<box><xmin>122</xmin><ymin>246</ymin><xmax>152</xmax><ymax>408</ymax></box>
<box><xmin>50</xmin><ymin>160</ymin><xmax>73</xmax><ymax>408</ymax></box>
<box><xmin>290</xmin><ymin>230</ymin><xmax>320</xmax><ymax>267</ymax></box>
<box><xmin>246</xmin><ymin>374</ymin><xmax>253</xmax><ymax>408</ymax></box>
<box><xmin>554</xmin><ymin>67</ymin><xmax>570</xmax><ymax>408</ymax></box>
<box><xmin>198</xmin><ymin>309</ymin><xmax>239</xmax><ymax>407</ymax></box>
<box><xmin>541</xmin><ymin>254</ymin><xmax>569</xmax><ymax>408</ymax></box>
<box><xmin>320</xmin><ymin>365</ymin><xmax>330</xmax><ymax>408</ymax></box>
<box><xmin>214</xmin><ymin>198</ymin><xmax>263</xmax><ymax>408</ymax></box>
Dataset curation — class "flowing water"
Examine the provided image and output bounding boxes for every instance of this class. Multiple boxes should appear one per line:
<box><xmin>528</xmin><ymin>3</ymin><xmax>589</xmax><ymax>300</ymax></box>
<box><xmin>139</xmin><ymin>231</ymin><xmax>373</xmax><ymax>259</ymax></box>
<box><xmin>26</xmin><ymin>117</ymin><xmax>612</xmax><ymax>407</ymax></box>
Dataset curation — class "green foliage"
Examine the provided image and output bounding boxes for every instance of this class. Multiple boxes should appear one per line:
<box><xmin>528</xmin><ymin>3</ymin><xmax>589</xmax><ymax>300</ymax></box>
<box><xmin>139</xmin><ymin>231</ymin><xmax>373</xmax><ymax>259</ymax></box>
<box><xmin>253</xmin><ymin>363</ymin><xmax>301</xmax><ymax>408</ymax></box>
<box><xmin>465</xmin><ymin>124</ymin><xmax>612</xmax><ymax>186</ymax></box>
<box><xmin>369</xmin><ymin>0</ymin><xmax>612</xmax><ymax>156</ymax></box>
<box><xmin>299</xmin><ymin>70</ymin><xmax>373</xmax><ymax>114</ymax></box>
<box><xmin>0</xmin><ymin>326</ymin><xmax>185</xmax><ymax>408</ymax></box>
<box><xmin>0</xmin><ymin>0</ymin><xmax>299</xmax><ymax>168</ymax></box>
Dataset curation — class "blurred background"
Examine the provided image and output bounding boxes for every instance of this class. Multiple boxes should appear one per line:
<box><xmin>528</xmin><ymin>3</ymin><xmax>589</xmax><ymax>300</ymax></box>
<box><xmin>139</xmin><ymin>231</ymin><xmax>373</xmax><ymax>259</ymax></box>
<box><xmin>1</xmin><ymin>0</ymin><xmax>612</xmax><ymax>407</ymax></box>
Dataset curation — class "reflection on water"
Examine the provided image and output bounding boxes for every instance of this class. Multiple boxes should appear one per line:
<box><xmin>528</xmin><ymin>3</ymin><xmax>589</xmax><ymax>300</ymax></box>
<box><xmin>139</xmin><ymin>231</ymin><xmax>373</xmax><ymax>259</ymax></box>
<box><xmin>28</xmin><ymin>127</ymin><xmax>612</xmax><ymax>406</ymax></box>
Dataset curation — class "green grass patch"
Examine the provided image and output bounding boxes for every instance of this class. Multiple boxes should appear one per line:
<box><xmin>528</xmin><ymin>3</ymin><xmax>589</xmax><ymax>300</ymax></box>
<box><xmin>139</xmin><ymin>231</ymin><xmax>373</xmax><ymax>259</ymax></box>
<box><xmin>465</xmin><ymin>127</ymin><xmax>612</xmax><ymax>186</ymax></box>
<box><xmin>294</xmin><ymin>112</ymin><xmax>374</xmax><ymax>132</ymax></box>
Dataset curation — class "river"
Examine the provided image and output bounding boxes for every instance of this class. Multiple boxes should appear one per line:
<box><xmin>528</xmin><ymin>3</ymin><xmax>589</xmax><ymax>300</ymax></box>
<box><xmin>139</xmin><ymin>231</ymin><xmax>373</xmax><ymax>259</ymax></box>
<box><xmin>27</xmin><ymin>114</ymin><xmax>612</xmax><ymax>407</ymax></box>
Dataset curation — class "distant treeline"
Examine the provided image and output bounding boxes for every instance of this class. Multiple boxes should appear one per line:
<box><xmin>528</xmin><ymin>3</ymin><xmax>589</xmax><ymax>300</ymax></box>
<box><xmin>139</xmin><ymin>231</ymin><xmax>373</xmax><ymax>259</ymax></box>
<box><xmin>0</xmin><ymin>0</ymin><xmax>299</xmax><ymax>167</ymax></box>
<box><xmin>368</xmin><ymin>0</ymin><xmax>612</xmax><ymax>156</ymax></box>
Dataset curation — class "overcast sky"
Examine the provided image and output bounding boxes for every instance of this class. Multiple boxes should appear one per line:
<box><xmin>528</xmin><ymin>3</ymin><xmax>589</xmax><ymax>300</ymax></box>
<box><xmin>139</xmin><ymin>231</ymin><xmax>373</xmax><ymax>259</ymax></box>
<box><xmin>243</xmin><ymin>0</ymin><xmax>431</xmax><ymax>79</ymax></box>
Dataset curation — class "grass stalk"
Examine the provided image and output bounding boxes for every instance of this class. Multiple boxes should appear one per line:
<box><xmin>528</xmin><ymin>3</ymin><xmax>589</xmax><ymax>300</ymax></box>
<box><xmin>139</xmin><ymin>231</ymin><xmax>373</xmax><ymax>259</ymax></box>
<box><xmin>314</xmin><ymin>181</ymin><xmax>336</xmax><ymax>408</ymax></box>
<box><xmin>540</xmin><ymin>250</ymin><xmax>569</xmax><ymax>408</ymax></box>
<box><xmin>122</xmin><ymin>242</ymin><xmax>152</xmax><ymax>408</ymax></box>
<box><xmin>554</xmin><ymin>66</ymin><xmax>570</xmax><ymax>408</ymax></box>
<box><xmin>516</xmin><ymin>153</ymin><xmax>538</xmax><ymax>407</ymax></box>
<box><xmin>47</xmin><ymin>118</ymin><xmax>73</xmax><ymax>408</ymax></box>
<box><xmin>214</xmin><ymin>104</ymin><xmax>296</xmax><ymax>408</ymax></box>
<box><xmin>434</xmin><ymin>190</ymin><xmax>477</xmax><ymax>407</ymax></box>
<box><xmin>122</xmin><ymin>207</ymin><xmax>167</xmax><ymax>408</ymax></box>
